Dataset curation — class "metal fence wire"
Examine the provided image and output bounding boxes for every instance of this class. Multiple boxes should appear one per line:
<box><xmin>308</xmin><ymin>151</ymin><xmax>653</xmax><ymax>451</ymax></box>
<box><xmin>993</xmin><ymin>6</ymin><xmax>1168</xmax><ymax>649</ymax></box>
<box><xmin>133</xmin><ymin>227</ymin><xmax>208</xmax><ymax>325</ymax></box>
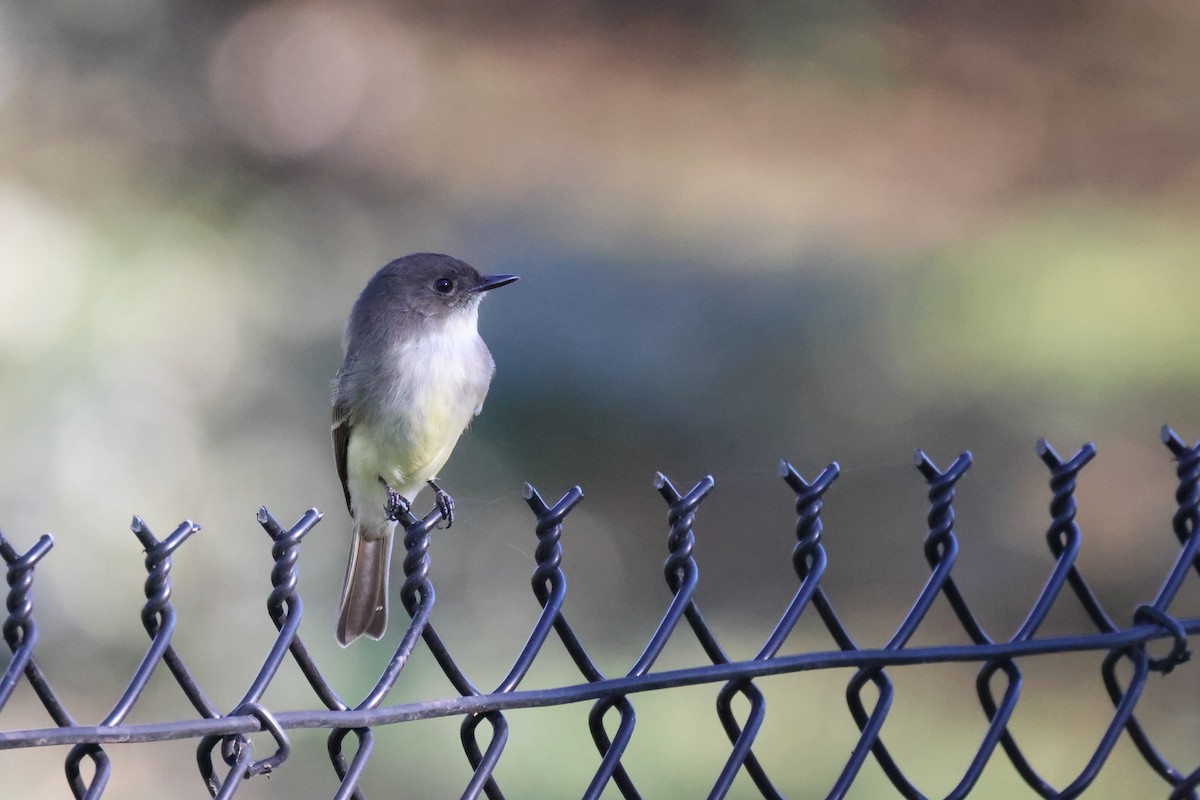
<box><xmin>2</xmin><ymin>427</ymin><xmax>1199</xmax><ymax>799</ymax></box>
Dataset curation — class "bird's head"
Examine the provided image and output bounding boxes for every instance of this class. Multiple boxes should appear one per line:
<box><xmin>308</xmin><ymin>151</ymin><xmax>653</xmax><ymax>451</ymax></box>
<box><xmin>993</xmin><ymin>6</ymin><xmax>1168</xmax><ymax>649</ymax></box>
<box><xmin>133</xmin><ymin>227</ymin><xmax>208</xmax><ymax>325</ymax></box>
<box><xmin>381</xmin><ymin>253</ymin><xmax>518</xmax><ymax>318</ymax></box>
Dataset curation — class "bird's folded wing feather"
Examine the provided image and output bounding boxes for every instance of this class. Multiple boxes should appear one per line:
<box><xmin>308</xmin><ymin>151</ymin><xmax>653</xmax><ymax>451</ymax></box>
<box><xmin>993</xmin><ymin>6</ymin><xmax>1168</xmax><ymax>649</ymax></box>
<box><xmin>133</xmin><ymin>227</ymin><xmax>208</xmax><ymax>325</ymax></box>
<box><xmin>332</xmin><ymin>397</ymin><xmax>353</xmax><ymax>515</ymax></box>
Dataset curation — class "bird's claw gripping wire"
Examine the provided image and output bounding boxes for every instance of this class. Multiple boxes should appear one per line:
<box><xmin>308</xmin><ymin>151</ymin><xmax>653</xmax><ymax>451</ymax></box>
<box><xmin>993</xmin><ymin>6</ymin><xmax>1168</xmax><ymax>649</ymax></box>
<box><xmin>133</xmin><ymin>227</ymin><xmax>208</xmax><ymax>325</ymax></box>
<box><xmin>378</xmin><ymin>477</ymin><xmax>412</xmax><ymax>522</ymax></box>
<box><xmin>428</xmin><ymin>479</ymin><xmax>454</xmax><ymax>528</ymax></box>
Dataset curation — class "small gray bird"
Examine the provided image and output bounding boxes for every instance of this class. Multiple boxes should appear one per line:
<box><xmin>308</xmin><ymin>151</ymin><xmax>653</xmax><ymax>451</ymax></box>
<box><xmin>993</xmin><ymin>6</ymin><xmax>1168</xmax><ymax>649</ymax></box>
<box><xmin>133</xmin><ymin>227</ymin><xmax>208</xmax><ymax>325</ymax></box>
<box><xmin>332</xmin><ymin>253</ymin><xmax>517</xmax><ymax>646</ymax></box>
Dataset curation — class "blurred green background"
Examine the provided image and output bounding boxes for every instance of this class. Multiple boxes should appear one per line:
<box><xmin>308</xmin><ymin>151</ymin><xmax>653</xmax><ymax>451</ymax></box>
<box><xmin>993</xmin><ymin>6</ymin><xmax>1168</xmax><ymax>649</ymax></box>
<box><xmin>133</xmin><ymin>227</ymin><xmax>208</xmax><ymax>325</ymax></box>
<box><xmin>2</xmin><ymin>1</ymin><xmax>1200</xmax><ymax>797</ymax></box>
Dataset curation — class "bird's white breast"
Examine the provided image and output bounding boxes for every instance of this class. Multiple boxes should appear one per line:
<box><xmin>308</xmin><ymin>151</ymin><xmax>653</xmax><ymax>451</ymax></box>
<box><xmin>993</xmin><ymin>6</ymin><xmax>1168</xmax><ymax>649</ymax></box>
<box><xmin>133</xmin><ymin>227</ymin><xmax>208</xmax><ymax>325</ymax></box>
<box><xmin>347</xmin><ymin>306</ymin><xmax>493</xmax><ymax>508</ymax></box>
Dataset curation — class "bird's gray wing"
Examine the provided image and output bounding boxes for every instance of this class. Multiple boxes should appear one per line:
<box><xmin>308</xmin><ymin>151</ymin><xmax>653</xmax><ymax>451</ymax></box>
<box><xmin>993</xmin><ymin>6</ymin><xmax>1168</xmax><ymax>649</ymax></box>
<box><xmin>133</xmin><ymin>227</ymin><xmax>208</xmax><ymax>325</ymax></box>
<box><xmin>332</xmin><ymin>396</ymin><xmax>353</xmax><ymax>515</ymax></box>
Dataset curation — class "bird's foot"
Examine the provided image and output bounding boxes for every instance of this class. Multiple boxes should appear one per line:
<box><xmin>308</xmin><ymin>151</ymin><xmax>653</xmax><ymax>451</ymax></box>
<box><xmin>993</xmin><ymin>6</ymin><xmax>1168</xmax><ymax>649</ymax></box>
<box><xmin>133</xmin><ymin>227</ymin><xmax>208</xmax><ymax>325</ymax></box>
<box><xmin>428</xmin><ymin>479</ymin><xmax>454</xmax><ymax>528</ymax></box>
<box><xmin>378</xmin><ymin>476</ymin><xmax>411</xmax><ymax>522</ymax></box>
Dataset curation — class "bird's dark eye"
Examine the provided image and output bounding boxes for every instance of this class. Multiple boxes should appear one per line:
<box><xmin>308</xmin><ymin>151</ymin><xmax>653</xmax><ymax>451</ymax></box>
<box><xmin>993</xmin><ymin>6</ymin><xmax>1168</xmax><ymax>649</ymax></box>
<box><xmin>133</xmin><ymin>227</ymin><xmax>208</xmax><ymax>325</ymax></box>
<box><xmin>434</xmin><ymin>278</ymin><xmax>454</xmax><ymax>294</ymax></box>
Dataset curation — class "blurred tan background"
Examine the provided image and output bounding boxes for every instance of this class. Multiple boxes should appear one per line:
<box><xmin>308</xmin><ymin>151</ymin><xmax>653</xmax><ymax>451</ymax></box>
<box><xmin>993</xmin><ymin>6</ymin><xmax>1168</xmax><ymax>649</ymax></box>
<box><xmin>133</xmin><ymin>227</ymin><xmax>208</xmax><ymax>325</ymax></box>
<box><xmin>2</xmin><ymin>1</ymin><xmax>1200</xmax><ymax>797</ymax></box>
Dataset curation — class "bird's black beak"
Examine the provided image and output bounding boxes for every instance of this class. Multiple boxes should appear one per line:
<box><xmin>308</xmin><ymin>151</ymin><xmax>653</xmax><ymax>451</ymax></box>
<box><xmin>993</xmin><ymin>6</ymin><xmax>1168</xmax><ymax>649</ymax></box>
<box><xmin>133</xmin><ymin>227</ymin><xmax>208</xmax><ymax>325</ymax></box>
<box><xmin>471</xmin><ymin>274</ymin><xmax>519</xmax><ymax>293</ymax></box>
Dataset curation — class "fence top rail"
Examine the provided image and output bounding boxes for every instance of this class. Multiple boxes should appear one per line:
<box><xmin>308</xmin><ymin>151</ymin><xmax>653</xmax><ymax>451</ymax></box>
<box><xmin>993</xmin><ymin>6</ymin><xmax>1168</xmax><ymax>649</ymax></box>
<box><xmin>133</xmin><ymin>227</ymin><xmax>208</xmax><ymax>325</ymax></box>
<box><xmin>0</xmin><ymin>616</ymin><xmax>1194</xmax><ymax>751</ymax></box>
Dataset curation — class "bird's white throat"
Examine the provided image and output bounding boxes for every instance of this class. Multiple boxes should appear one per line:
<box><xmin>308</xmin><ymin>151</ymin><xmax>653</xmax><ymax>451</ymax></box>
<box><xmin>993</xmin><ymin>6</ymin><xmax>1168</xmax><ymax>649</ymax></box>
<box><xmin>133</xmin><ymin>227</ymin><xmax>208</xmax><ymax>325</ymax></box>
<box><xmin>396</xmin><ymin>303</ymin><xmax>482</xmax><ymax>362</ymax></box>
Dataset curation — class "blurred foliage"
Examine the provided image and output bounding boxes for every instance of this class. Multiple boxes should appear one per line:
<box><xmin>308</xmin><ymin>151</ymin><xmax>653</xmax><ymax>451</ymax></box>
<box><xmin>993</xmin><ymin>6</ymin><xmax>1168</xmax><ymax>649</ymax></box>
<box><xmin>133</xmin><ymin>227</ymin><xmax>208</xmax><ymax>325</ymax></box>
<box><xmin>2</xmin><ymin>0</ymin><xmax>1200</xmax><ymax>797</ymax></box>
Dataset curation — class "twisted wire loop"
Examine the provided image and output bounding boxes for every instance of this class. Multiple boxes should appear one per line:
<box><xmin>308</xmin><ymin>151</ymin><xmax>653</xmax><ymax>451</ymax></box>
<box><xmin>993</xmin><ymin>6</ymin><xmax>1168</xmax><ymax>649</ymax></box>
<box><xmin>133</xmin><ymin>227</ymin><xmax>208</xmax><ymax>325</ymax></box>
<box><xmin>0</xmin><ymin>532</ymin><xmax>53</xmax><ymax>708</ymax></box>
<box><xmin>714</xmin><ymin>460</ymin><xmax>839</xmax><ymax>800</ymax></box>
<box><xmin>522</xmin><ymin>483</ymin><xmax>641</xmax><ymax>800</ymax></box>
<box><xmin>390</xmin><ymin>499</ymin><xmax>511</xmax><ymax>800</ymax></box>
<box><xmin>0</xmin><ymin>530</ymin><xmax>91</xmax><ymax>791</ymax></box>
<box><xmin>574</xmin><ymin>473</ymin><xmax>718</xmax><ymax>798</ymax></box>
<box><xmin>649</xmin><ymin>473</ymin><xmax>774</xmax><ymax>800</ymax></box>
<box><xmin>841</xmin><ymin>453</ymin><xmax>972</xmax><ymax>799</ymax></box>
<box><xmin>778</xmin><ymin>459</ymin><xmax>881</xmax><ymax>800</ymax></box>
<box><xmin>1113</xmin><ymin>427</ymin><xmax>1200</xmax><ymax>800</ymax></box>
<box><xmin>63</xmin><ymin>517</ymin><xmax>200</xmax><ymax>799</ymax></box>
<box><xmin>336</xmin><ymin>502</ymin><xmax>446</xmax><ymax>800</ymax></box>
<box><xmin>455</xmin><ymin>483</ymin><xmax>594</xmax><ymax>800</ymax></box>
<box><xmin>198</xmin><ymin>508</ymin><xmax>321</xmax><ymax>798</ymax></box>
<box><xmin>976</xmin><ymin>440</ymin><xmax>1112</xmax><ymax>799</ymax></box>
<box><xmin>2</xmin><ymin>429</ymin><xmax>1200</xmax><ymax>799</ymax></box>
<box><xmin>258</xmin><ymin>509</ymin><xmax>368</xmax><ymax>800</ymax></box>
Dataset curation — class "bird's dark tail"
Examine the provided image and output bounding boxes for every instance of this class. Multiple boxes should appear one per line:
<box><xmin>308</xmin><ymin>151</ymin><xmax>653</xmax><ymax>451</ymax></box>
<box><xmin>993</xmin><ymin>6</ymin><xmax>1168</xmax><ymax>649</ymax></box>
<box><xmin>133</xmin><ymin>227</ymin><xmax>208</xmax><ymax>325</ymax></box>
<box><xmin>336</xmin><ymin>520</ymin><xmax>392</xmax><ymax>647</ymax></box>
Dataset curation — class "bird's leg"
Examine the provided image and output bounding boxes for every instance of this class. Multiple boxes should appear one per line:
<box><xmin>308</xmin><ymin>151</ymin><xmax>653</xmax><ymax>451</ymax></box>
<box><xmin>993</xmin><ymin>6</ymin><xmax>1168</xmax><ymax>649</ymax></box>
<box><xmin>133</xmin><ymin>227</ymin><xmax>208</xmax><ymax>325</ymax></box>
<box><xmin>427</xmin><ymin>479</ymin><xmax>454</xmax><ymax>528</ymax></box>
<box><xmin>378</xmin><ymin>476</ymin><xmax>411</xmax><ymax>522</ymax></box>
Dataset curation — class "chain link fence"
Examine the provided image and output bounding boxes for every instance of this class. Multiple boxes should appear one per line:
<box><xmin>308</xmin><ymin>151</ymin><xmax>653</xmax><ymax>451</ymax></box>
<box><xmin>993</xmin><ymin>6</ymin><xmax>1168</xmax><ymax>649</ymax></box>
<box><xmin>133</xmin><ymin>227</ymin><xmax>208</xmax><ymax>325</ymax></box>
<box><xmin>2</xmin><ymin>427</ymin><xmax>1199</xmax><ymax>799</ymax></box>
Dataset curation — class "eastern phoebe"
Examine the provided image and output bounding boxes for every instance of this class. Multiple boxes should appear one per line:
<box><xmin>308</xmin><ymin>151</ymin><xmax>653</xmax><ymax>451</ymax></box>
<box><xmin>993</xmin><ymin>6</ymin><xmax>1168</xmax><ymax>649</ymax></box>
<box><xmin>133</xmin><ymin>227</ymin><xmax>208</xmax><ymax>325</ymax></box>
<box><xmin>332</xmin><ymin>253</ymin><xmax>518</xmax><ymax>646</ymax></box>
